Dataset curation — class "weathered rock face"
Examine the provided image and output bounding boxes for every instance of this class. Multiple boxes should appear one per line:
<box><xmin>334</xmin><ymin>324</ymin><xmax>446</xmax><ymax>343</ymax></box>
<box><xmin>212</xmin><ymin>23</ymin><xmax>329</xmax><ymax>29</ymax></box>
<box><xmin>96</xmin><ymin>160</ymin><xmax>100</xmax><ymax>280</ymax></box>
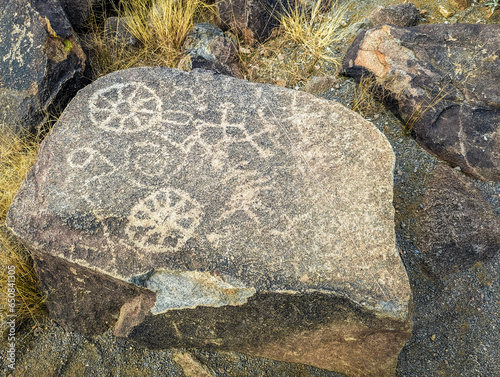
<box><xmin>216</xmin><ymin>0</ymin><xmax>283</xmax><ymax>44</ymax></box>
<box><xmin>367</xmin><ymin>3</ymin><xmax>420</xmax><ymax>28</ymax></box>
<box><xmin>7</xmin><ymin>67</ymin><xmax>411</xmax><ymax>376</ymax></box>
<box><xmin>0</xmin><ymin>0</ymin><xmax>87</xmax><ymax>135</ymax></box>
<box><xmin>342</xmin><ymin>24</ymin><xmax>500</xmax><ymax>182</ymax></box>
<box><xmin>58</xmin><ymin>0</ymin><xmax>102</xmax><ymax>32</ymax></box>
<box><xmin>178</xmin><ymin>23</ymin><xmax>242</xmax><ymax>78</ymax></box>
<box><xmin>104</xmin><ymin>17</ymin><xmax>139</xmax><ymax>50</ymax></box>
<box><xmin>417</xmin><ymin>164</ymin><xmax>500</xmax><ymax>277</ymax></box>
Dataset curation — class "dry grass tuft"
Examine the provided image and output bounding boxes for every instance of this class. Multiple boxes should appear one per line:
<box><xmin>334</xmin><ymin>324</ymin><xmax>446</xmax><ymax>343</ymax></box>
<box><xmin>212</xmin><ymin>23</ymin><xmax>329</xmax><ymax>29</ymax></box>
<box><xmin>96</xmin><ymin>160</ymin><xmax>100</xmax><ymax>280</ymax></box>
<box><xmin>88</xmin><ymin>0</ymin><xmax>215</xmax><ymax>78</ymax></box>
<box><xmin>0</xmin><ymin>128</ymin><xmax>46</xmax><ymax>334</ymax></box>
<box><xmin>241</xmin><ymin>0</ymin><xmax>353</xmax><ymax>88</ymax></box>
<box><xmin>279</xmin><ymin>0</ymin><xmax>351</xmax><ymax>69</ymax></box>
<box><xmin>350</xmin><ymin>74</ymin><xmax>387</xmax><ymax>118</ymax></box>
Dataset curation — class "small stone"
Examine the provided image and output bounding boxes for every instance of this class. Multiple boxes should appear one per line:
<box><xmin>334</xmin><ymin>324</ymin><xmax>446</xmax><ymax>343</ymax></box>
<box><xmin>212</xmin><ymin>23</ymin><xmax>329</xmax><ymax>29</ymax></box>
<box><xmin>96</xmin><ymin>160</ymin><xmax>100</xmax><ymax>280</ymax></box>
<box><xmin>104</xmin><ymin>17</ymin><xmax>139</xmax><ymax>50</ymax></box>
<box><xmin>303</xmin><ymin>76</ymin><xmax>340</xmax><ymax>94</ymax></box>
<box><xmin>431</xmin><ymin>334</ymin><xmax>436</xmax><ymax>341</ymax></box>
<box><xmin>438</xmin><ymin>5</ymin><xmax>455</xmax><ymax>18</ymax></box>
<box><xmin>179</xmin><ymin>23</ymin><xmax>242</xmax><ymax>78</ymax></box>
<box><xmin>368</xmin><ymin>3</ymin><xmax>420</xmax><ymax>27</ymax></box>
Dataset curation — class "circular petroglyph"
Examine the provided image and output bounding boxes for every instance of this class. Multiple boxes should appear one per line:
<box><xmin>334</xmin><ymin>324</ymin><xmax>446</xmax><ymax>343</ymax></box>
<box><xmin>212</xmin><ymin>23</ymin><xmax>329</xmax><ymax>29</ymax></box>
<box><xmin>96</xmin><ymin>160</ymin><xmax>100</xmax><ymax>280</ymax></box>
<box><xmin>88</xmin><ymin>83</ymin><xmax>162</xmax><ymax>133</ymax></box>
<box><xmin>126</xmin><ymin>189</ymin><xmax>203</xmax><ymax>251</ymax></box>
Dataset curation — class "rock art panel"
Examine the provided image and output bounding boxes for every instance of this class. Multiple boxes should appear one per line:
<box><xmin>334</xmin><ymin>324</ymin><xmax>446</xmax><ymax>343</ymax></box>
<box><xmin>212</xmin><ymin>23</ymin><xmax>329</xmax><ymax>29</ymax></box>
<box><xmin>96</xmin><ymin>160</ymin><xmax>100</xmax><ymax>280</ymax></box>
<box><xmin>0</xmin><ymin>0</ymin><xmax>87</xmax><ymax>135</ymax></box>
<box><xmin>7</xmin><ymin>67</ymin><xmax>411</xmax><ymax>376</ymax></box>
<box><xmin>343</xmin><ymin>23</ymin><xmax>500</xmax><ymax>182</ymax></box>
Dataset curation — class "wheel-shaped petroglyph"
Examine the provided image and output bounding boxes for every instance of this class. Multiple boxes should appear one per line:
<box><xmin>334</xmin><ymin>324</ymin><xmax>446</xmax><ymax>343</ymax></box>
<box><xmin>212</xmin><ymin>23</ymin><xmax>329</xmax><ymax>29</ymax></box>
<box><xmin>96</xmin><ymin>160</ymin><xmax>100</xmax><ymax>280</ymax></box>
<box><xmin>89</xmin><ymin>83</ymin><xmax>162</xmax><ymax>133</ymax></box>
<box><xmin>126</xmin><ymin>189</ymin><xmax>203</xmax><ymax>251</ymax></box>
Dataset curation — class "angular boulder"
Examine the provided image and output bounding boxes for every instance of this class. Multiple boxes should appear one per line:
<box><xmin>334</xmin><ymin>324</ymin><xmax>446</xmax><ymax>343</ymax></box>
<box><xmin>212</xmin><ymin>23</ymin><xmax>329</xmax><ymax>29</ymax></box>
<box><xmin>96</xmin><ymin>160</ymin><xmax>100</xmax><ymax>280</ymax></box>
<box><xmin>178</xmin><ymin>23</ymin><xmax>242</xmax><ymax>78</ymax></box>
<box><xmin>7</xmin><ymin>67</ymin><xmax>411</xmax><ymax>376</ymax></box>
<box><xmin>343</xmin><ymin>24</ymin><xmax>500</xmax><ymax>182</ymax></box>
<box><xmin>0</xmin><ymin>0</ymin><xmax>87</xmax><ymax>135</ymax></box>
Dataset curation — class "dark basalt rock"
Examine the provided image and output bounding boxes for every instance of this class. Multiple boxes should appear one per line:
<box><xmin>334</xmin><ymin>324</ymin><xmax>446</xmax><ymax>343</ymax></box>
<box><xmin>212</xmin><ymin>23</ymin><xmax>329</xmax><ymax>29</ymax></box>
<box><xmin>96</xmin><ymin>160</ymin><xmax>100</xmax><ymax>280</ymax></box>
<box><xmin>367</xmin><ymin>3</ymin><xmax>420</xmax><ymax>28</ymax></box>
<box><xmin>0</xmin><ymin>0</ymin><xmax>87</xmax><ymax>135</ymax></box>
<box><xmin>7</xmin><ymin>67</ymin><xmax>410</xmax><ymax>376</ymax></box>
<box><xmin>417</xmin><ymin>164</ymin><xmax>500</xmax><ymax>276</ymax></box>
<box><xmin>216</xmin><ymin>0</ymin><xmax>284</xmax><ymax>44</ymax></box>
<box><xmin>343</xmin><ymin>23</ymin><xmax>500</xmax><ymax>182</ymax></box>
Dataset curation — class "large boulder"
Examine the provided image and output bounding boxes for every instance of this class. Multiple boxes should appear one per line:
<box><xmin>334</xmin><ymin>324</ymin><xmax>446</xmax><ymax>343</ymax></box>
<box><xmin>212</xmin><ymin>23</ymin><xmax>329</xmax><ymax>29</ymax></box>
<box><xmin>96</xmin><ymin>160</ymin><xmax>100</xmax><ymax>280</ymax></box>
<box><xmin>342</xmin><ymin>24</ymin><xmax>500</xmax><ymax>182</ymax></box>
<box><xmin>0</xmin><ymin>0</ymin><xmax>87</xmax><ymax>135</ymax></box>
<box><xmin>7</xmin><ymin>67</ymin><xmax>411</xmax><ymax>376</ymax></box>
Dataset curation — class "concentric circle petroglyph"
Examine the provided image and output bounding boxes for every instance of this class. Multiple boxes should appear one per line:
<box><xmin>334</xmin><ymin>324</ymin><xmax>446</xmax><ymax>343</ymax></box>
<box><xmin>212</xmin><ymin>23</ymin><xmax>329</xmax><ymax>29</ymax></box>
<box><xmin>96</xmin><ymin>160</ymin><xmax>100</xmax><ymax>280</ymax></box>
<box><xmin>125</xmin><ymin>189</ymin><xmax>203</xmax><ymax>251</ymax></box>
<box><xmin>89</xmin><ymin>83</ymin><xmax>162</xmax><ymax>133</ymax></box>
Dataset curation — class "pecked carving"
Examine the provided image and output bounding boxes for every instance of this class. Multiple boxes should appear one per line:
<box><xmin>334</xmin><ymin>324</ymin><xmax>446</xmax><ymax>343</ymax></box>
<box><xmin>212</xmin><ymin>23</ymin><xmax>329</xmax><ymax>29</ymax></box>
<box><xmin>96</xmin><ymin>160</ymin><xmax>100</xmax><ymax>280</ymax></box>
<box><xmin>89</xmin><ymin>83</ymin><xmax>162</xmax><ymax>133</ymax></box>
<box><xmin>5</xmin><ymin>68</ymin><xmax>413</xmax><ymax>374</ymax></box>
<box><xmin>126</xmin><ymin>188</ymin><xmax>203</xmax><ymax>252</ymax></box>
<box><xmin>7</xmin><ymin>67</ymin><xmax>409</xmax><ymax>319</ymax></box>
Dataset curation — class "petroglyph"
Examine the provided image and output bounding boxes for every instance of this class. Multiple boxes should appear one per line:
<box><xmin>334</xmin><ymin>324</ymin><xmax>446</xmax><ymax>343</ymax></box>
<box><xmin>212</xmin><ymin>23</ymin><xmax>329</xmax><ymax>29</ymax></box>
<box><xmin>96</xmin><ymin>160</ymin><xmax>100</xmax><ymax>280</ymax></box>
<box><xmin>89</xmin><ymin>83</ymin><xmax>162</xmax><ymax>133</ymax></box>
<box><xmin>126</xmin><ymin>189</ymin><xmax>203</xmax><ymax>252</ymax></box>
<box><xmin>7</xmin><ymin>68</ymin><xmax>411</xmax><ymax>321</ymax></box>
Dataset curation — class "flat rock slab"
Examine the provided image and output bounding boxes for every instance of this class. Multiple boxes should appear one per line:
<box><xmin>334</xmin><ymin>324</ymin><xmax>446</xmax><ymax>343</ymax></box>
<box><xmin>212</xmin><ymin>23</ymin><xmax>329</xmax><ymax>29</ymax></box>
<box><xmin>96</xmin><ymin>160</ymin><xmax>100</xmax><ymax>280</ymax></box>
<box><xmin>0</xmin><ymin>0</ymin><xmax>86</xmax><ymax>135</ymax></box>
<box><xmin>7</xmin><ymin>67</ymin><xmax>411</xmax><ymax>376</ymax></box>
<box><xmin>343</xmin><ymin>24</ymin><xmax>500</xmax><ymax>182</ymax></box>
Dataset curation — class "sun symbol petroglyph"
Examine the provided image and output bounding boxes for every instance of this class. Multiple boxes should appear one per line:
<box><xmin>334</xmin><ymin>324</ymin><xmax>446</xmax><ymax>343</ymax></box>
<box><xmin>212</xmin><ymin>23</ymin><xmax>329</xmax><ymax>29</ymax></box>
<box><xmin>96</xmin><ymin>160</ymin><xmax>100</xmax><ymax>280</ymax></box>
<box><xmin>126</xmin><ymin>189</ymin><xmax>203</xmax><ymax>251</ymax></box>
<box><xmin>89</xmin><ymin>83</ymin><xmax>162</xmax><ymax>133</ymax></box>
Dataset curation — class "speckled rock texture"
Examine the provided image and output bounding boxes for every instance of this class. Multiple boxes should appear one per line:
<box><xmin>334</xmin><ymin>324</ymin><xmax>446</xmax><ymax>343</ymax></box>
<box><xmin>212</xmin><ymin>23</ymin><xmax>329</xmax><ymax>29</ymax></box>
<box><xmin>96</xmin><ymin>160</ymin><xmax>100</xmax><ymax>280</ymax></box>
<box><xmin>6</xmin><ymin>67</ymin><xmax>411</xmax><ymax>376</ymax></box>
<box><xmin>417</xmin><ymin>163</ymin><xmax>500</xmax><ymax>276</ymax></box>
<box><xmin>367</xmin><ymin>3</ymin><xmax>420</xmax><ymax>28</ymax></box>
<box><xmin>0</xmin><ymin>0</ymin><xmax>87</xmax><ymax>135</ymax></box>
<box><xmin>342</xmin><ymin>23</ymin><xmax>500</xmax><ymax>182</ymax></box>
<box><xmin>178</xmin><ymin>23</ymin><xmax>242</xmax><ymax>78</ymax></box>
